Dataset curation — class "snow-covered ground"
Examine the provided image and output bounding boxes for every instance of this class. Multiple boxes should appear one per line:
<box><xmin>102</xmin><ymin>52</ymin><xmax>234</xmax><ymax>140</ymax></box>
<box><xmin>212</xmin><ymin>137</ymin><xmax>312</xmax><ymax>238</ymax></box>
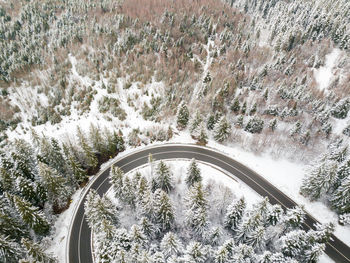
<box><xmin>314</xmin><ymin>48</ymin><xmax>341</xmax><ymax>92</ymax></box>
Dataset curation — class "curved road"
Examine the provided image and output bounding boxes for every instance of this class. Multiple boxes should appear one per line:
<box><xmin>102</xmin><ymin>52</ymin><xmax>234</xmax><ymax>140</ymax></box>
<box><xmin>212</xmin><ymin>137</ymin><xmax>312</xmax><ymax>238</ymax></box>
<box><xmin>68</xmin><ymin>144</ymin><xmax>350</xmax><ymax>263</ymax></box>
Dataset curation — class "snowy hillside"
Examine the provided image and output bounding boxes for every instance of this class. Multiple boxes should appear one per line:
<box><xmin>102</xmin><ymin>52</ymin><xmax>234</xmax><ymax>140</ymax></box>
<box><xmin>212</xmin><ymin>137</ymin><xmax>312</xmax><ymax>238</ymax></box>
<box><xmin>0</xmin><ymin>0</ymin><xmax>350</xmax><ymax>262</ymax></box>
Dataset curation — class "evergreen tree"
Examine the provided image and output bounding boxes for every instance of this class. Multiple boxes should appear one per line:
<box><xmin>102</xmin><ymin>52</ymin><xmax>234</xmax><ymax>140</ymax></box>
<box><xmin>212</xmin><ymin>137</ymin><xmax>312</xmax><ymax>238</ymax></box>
<box><xmin>183</xmin><ymin>241</ymin><xmax>209</xmax><ymax>263</ymax></box>
<box><xmin>38</xmin><ymin>162</ymin><xmax>69</xmax><ymax>211</ymax></box>
<box><xmin>224</xmin><ymin>197</ymin><xmax>246</xmax><ymax>231</ymax></box>
<box><xmin>235</xmin><ymin>213</ymin><xmax>262</xmax><ymax>243</ymax></box>
<box><xmin>177</xmin><ymin>101</ymin><xmax>189</xmax><ymax>129</ymax></box>
<box><xmin>8</xmin><ymin>193</ymin><xmax>49</xmax><ymax>235</ymax></box>
<box><xmin>197</xmin><ymin>125</ymin><xmax>208</xmax><ymax>145</ymax></box>
<box><xmin>139</xmin><ymin>217</ymin><xmax>158</xmax><ymax>239</ymax></box>
<box><xmin>185</xmin><ymin>182</ymin><xmax>209</xmax><ymax>237</ymax></box>
<box><xmin>246</xmin><ymin>225</ymin><xmax>266</xmax><ymax>251</ymax></box>
<box><xmin>214</xmin><ymin>116</ymin><xmax>231</xmax><ymax>142</ymax></box>
<box><xmin>66</xmin><ymin>153</ymin><xmax>87</xmax><ymax>186</ymax></box>
<box><xmin>153</xmin><ymin>189</ymin><xmax>175</xmax><ymax>231</ymax></box>
<box><xmin>283</xmin><ymin>207</ymin><xmax>305</xmax><ymax>230</ymax></box>
<box><xmin>331</xmin><ymin>176</ymin><xmax>350</xmax><ymax>214</ymax></box>
<box><xmin>245</xmin><ymin>117</ymin><xmax>264</xmax><ymax>134</ymax></box>
<box><xmin>130</xmin><ymin>224</ymin><xmax>147</xmax><ymax>246</ymax></box>
<box><xmin>89</xmin><ymin>123</ymin><xmax>107</xmax><ymax>156</ymax></box>
<box><xmin>231</xmin><ymin>98</ymin><xmax>241</xmax><ymax>113</ymax></box>
<box><xmin>304</xmin><ymin>243</ymin><xmax>325</xmax><ymax>263</ymax></box>
<box><xmin>269</xmin><ymin>118</ymin><xmax>277</xmax><ymax>132</ymax></box>
<box><xmin>84</xmin><ymin>190</ymin><xmax>119</xmax><ymax>232</ymax></box>
<box><xmin>160</xmin><ymin>232</ymin><xmax>183</xmax><ymax>258</ymax></box>
<box><xmin>207</xmin><ymin>227</ymin><xmax>222</xmax><ymax>246</ymax></box>
<box><xmin>267</xmin><ymin>204</ymin><xmax>283</xmax><ymax>226</ymax></box>
<box><xmin>190</xmin><ymin>111</ymin><xmax>203</xmax><ymax>138</ymax></box>
<box><xmin>121</xmin><ymin>176</ymin><xmax>136</xmax><ymax>207</ymax></box>
<box><xmin>0</xmin><ymin>167</ymin><xmax>15</xmax><ymax>195</ymax></box>
<box><xmin>300</xmin><ymin>161</ymin><xmax>338</xmax><ymax>200</ymax></box>
<box><xmin>77</xmin><ymin>126</ymin><xmax>98</xmax><ymax>169</ymax></box>
<box><xmin>185</xmin><ymin>159</ymin><xmax>202</xmax><ymax>187</ymax></box>
<box><xmin>153</xmin><ymin>161</ymin><xmax>174</xmax><ymax>193</ymax></box>
<box><xmin>0</xmin><ymin>234</ymin><xmax>23</xmax><ymax>263</ymax></box>
<box><xmin>110</xmin><ymin>165</ymin><xmax>124</xmax><ymax>199</ymax></box>
<box><xmin>214</xmin><ymin>245</ymin><xmax>229</xmax><ymax>263</ymax></box>
<box><xmin>21</xmin><ymin>238</ymin><xmax>57</xmax><ymax>263</ymax></box>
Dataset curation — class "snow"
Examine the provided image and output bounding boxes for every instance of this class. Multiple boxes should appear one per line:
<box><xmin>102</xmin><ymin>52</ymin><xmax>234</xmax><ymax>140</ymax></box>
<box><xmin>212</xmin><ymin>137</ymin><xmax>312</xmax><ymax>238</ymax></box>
<box><xmin>46</xmin><ymin>188</ymin><xmax>83</xmax><ymax>262</ymax></box>
<box><xmin>314</xmin><ymin>48</ymin><xmax>341</xmax><ymax>92</ymax></box>
<box><xmin>205</xmin><ymin>139</ymin><xmax>350</xmax><ymax>252</ymax></box>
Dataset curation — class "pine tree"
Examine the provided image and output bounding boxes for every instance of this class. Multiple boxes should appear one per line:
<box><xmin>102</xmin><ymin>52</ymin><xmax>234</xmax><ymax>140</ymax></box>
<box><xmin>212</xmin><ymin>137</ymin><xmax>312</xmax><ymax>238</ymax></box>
<box><xmin>84</xmin><ymin>190</ymin><xmax>119</xmax><ymax>232</ymax></box>
<box><xmin>130</xmin><ymin>224</ymin><xmax>147</xmax><ymax>246</ymax></box>
<box><xmin>11</xmin><ymin>140</ymin><xmax>37</xmax><ymax>181</ymax></box>
<box><xmin>304</xmin><ymin>243</ymin><xmax>325</xmax><ymax>263</ymax></box>
<box><xmin>8</xmin><ymin>193</ymin><xmax>49</xmax><ymax>235</ymax></box>
<box><xmin>15</xmin><ymin>176</ymin><xmax>37</xmax><ymax>205</ymax></box>
<box><xmin>153</xmin><ymin>161</ymin><xmax>174</xmax><ymax>193</ymax></box>
<box><xmin>185</xmin><ymin>182</ymin><xmax>209</xmax><ymax>237</ymax></box>
<box><xmin>190</xmin><ymin>111</ymin><xmax>203</xmax><ymax>139</ymax></box>
<box><xmin>21</xmin><ymin>238</ymin><xmax>57</xmax><ymax>263</ymax></box>
<box><xmin>245</xmin><ymin>117</ymin><xmax>264</xmax><ymax>134</ymax></box>
<box><xmin>197</xmin><ymin>125</ymin><xmax>208</xmax><ymax>145</ymax></box>
<box><xmin>207</xmin><ymin>227</ymin><xmax>222</xmax><ymax>246</ymax></box>
<box><xmin>283</xmin><ymin>207</ymin><xmax>305</xmax><ymax>230</ymax></box>
<box><xmin>110</xmin><ymin>165</ymin><xmax>124</xmax><ymax>199</ymax></box>
<box><xmin>231</xmin><ymin>98</ymin><xmax>241</xmax><ymax>112</ymax></box>
<box><xmin>300</xmin><ymin>161</ymin><xmax>338</xmax><ymax>200</ymax></box>
<box><xmin>331</xmin><ymin>176</ymin><xmax>350</xmax><ymax>214</ymax></box>
<box><xmin>0</xmin><ymin>234</ymin><xmax>23</xmax><ymax>263</ymax></box>
<box><xmin>89</xmin><ymin>123</ymin><xmax>107</xmax><ymax>156</ymax></box>
<box><xmin>139</xmin><ymin>217</ymin><xmax>158</xmax><ymax>239</ymax></box>
<box><xmin>160</xmin><ymin>232</ymin><xmax>183</xmax><ymax>258</ymax></box>
<box><xmin>0</xmin><ymin>166</ymin><xmax>15</xmax><ymax>195</ymax></box>
<box><xmin>177</xmin><ymin>101</ymin><xmax>189</xmax><ymax>129</ymax></box>
<box><xmin>235</xmin><ymin>213</ymin><xmax>262</xmax><ymax>243</ymax></box>
<box><xmin>183</xmin><ymin>241</ymin><xmax>209</xmax><ymax>263</ymax></box>
<box><xmin>224</xmin><ymin>197</ymin><xmax>246</xmax><ymax>231</ymax></box>
<box><xmin>267</xmin><ymin>204</ymin><xmax>283</xmax><ymax>226</ymax></box>
<box><xmin>38</xmin><ymin>162</ymin><xmax>69</xmax><ymax>211</ymax></box>
<box><xmin>214</xmin><ymin>116</ymin><xmax>231</xmax><ymax>142</ymax></box>
<box><xmin>214</xmin><ymin>245</ymin><xmax>229</xmax><ymax>263</ymax></box>
<box><xmin>121</xmin><ymin>176</ymin><xmax>136</xmax><ymax>206</ymax></box>
<box><xmin>153</xmin><ymin>189</ymin><xmax>175</xmax><ymax>231</ymax></box>
<box><xmin>269</xmin><ymin>118</ymin><xmax>277</xmax><ymax>132</ymax></box>
<box><xmin>66</xmin><ymin>153</ymin><xmax>87</xmax><ymax>186</ymax></box>
<box><xmin>185</xmin><ymin>159</ymin><xmax>202</xmax><ymax>187</ymax></box>
<box><xmin>77</xmin><ymin>126</ymin><xmax>98</xmax><ymax>169</ymax></box>
<box><xmin>246</xmin><ymin>225</ymin><xmax>266</xmax><ymax>251</ymax></box>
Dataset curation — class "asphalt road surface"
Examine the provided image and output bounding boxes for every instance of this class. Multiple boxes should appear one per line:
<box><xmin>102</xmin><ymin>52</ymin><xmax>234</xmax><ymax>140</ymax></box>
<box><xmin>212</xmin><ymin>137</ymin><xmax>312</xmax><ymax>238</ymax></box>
<box><xmin>68</xmin><ymin>144</ymin><xmax>350</xmax><ymax>263</ymax></box>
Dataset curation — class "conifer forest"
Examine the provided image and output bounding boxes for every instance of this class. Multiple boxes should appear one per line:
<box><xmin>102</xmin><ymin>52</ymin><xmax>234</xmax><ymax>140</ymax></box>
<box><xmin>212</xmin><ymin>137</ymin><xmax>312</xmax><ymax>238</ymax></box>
<box><xmin>0</xmin><ymin>0</ymin><xmax>350</xmax><ymax>262</ymax></box>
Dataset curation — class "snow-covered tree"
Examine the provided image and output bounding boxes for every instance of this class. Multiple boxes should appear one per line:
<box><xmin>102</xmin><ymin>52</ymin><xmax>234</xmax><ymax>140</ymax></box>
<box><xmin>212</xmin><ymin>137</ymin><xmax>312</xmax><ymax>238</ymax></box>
<box><xmin>224</xmin><ymin>197</ymin><xmax>246</xmax><ymax>231</ymax></box>
<box><xmin>21</xmin><ymin>238</ymin><xmax>57</xmax><ymax>263</ymax></box>
<box><xmin>110</xmin><ymin>165</ymin><xmax>124</xmax><ymax>199</ymax></box>
<box><xmin>245</xmin><ymin>117</ymin><xmax>264</xmax><ymax>134</ymax></box>
<box><xmin>153</xmin><ymin>189</ymin><xmax>175</xmax><ymax>231</ymax></box>
<box><xmin>183</xmin><ymin>241</ymin><xmax>209</xmax><ymax>263</ymax></box>
<box><xmin>0</xmin><ymin>234</ymin><xmax>23</xmax><ymax>263</ymax></box>
<box><xmin>153</xmin><ymin>161</ymin><xmax>174</xmax><ymax>193</ymax></box>
<box><xmin>38</xmin><ymin>162</ymin><xmax>69</xmax><ymax>211</ymax></box>
<box><xmin>177</xmin><ymin>101</ymin><xmax>190</xmax><ymax>129</ymax></box>
<box><xmin>185</xmin><ymin>159</ymin><xmax>202</xmax><ymax>187</ymax></box>
<box><xmin>214</xmin><ymin>116</ymin><xmax>231</xmax><ymax>142</ymax></box>
<box><xmin>160</xmin><ymin>232</ymin><xmax>183</xmax><ymax>258</ymax></box>
<box><xmin>7</xmin><ymin>193</ymin><xmax>49</xmax><ymax>235</ymax></box>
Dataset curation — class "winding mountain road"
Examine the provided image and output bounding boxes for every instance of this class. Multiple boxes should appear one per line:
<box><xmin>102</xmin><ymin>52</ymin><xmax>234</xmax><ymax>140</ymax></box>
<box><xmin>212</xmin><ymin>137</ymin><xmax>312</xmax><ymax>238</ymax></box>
<box><xmin>67</xmin><ymin>144</ymin><xmax>350</xmax><ymax>263</ymax></box>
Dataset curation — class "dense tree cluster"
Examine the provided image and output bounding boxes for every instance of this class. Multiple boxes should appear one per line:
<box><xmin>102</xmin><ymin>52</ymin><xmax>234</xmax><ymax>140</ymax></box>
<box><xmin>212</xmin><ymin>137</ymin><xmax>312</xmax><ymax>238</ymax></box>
<box><xmin>301</xmin><ymin>139</ymin><xmax>350</xmax><ymax>220</ymax></box>
<box><xmin>86</xmin><ymin>159</ymin><xmax>332</xmax><ymax>263</ymax></box>
<box><xmin>0</xmin><ymin>124</ymin><xmax>125</xmax><ymax>262</ymax></box>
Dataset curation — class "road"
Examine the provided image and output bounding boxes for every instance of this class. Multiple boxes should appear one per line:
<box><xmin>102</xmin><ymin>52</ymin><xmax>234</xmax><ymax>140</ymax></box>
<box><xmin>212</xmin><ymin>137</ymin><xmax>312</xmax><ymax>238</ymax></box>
<box><xmin>67</xmin><ymin>144</ymin><xmax>350</xmax><ymax>263</ymax></box>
